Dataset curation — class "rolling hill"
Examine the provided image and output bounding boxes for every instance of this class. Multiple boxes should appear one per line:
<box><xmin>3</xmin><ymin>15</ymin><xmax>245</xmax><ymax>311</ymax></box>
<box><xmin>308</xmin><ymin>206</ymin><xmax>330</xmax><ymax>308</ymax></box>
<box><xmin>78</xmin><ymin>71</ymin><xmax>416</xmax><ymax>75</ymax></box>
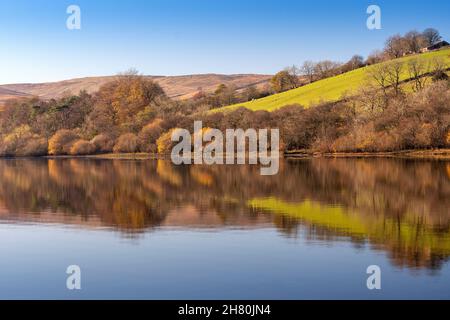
<box><xmin>0</xmin><ymin>73</ymin><xmax>271</xmax><ymax>106</ymax></box>
<box><xmin>0</xmin><ymin>87</ymin><xmax>32</xmax><ymax>105</ymax></box>
<box><xmin>216</xmin><ymin>48</ymin><xmax>450</xmax><ymax>112</ymax></box>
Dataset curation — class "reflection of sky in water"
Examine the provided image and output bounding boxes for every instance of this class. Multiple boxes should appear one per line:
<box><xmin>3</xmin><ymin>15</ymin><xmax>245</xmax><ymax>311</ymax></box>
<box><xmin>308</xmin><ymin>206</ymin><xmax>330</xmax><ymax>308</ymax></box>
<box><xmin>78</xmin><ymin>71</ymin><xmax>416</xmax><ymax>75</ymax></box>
<box><xmin>0</xmin><ymin>224</ymin><xmax>449</xmax><ymax>299</ymax></box>
<box><xmin>0</xmin><ymin>158</ymin><xmax>449</xmax><ymax>299</ymax></box>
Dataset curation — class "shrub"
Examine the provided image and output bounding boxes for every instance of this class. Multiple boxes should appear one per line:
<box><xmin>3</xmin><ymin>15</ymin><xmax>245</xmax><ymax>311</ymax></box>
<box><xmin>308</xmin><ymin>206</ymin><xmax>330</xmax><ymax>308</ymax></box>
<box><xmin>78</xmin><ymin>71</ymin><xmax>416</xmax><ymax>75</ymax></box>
<box><xmin>432</xmin><ymin>70</ymin><xmax>449</xmax><ymax>82</ymax></box>
<box><xmin>19</xmin><ymin>138</ymin><xmax>48</xmax><ymax>156</ymax></box>
<box><xmin>70</xmin><ymin>140</ymin><xmax>96</xmax><ymax>155</ymax></box>
<box><xmin>138</xmin><ymin>118</ymin><xmax>164</xmax><ymax>152</ymax></box>
<box><xmin>90</xmin><ymin>134</ymin><xmax>115</xmax><ymax>153</ymax></box>
<box><xmin>0</xmin><ymin>125</ymin><xmax>48</xmax><ymax>156</ymax></box>
<box><xmin>113</xmin><ymin>133</ymin><xmax>139</xmax><ymax>153</ymax></box>
<box><xmin>156</xmin><ymin>128</ymin><xmax>185</xmax><ymax>154</ymax></box>
<box><xmin>48</xmin><ymin>129</ymin><xmax>79</xmax><ymax>155</ymax></box>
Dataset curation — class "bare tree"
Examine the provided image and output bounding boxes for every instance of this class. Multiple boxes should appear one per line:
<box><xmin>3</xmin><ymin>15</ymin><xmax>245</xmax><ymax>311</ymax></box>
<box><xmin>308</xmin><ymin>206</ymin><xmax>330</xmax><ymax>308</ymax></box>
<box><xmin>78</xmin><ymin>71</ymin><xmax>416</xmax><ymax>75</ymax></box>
<box><xmin>368</xmin><ymin>64</ymin><xmax>389</xmax><ymax>95</ymax></box>
<box><xmin>407</xmin><ymin>58</ymin><xmax>430</xmax><ymax>92</ymax></box>
<box><xmin>385</xmin><ymin>61</ymin><xmax>404</xmax><ymax>96</ymax></box>
<box><xmin>430</xmin><ymin>57</ymin><xmax>449</xmax><ymax>82</ymax></box>
<box><xmin>301</xmin><ymin>61</ymin><xmax>316</xmax><ymax>83</ymax></box>
<box><xmin>404</xmin><ymin>30</ymin><xmax>427</xmax><ymax>53</ymax></box>
<box><xmin>365</xmin><ymin>50</ymin><xmax>386</xmax><ymax>65</ymax></box>
<box><xmin>422</xmin><ymin>28</ymin><xmax>442</xmax><ymax>46</ymax></box>
<box><xmin>431</xmin><ymin>57</ymin><xmax>447</xmax><ymax>73</ymax></box>
<box><xmin>314</xmin><ymin>60</ymin><xmax>342</xmax><ymax>79</ymax></box>
<box><xmin>384</xmin><ymin>34</ymin><xmax>407</xmax><ymax>58</ymax></box>
<box><xmin>285</xmin><ymin>65</ymin><xmax>301</xmax><ymax>88</ymax></box>
<box><xmin>368</xmin><ymin>61</ymin><xmax>404</xmax><ymax>103</ymax></box>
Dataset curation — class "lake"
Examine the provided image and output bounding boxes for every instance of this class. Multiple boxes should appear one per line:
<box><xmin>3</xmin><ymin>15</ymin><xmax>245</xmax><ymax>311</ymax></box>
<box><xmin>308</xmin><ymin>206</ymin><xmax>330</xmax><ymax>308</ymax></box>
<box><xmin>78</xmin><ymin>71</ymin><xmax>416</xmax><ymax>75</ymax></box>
<box><xmin>0</xmin><ymin>158</ymin><xmax>449</xmax><ymax>299</ymax></box>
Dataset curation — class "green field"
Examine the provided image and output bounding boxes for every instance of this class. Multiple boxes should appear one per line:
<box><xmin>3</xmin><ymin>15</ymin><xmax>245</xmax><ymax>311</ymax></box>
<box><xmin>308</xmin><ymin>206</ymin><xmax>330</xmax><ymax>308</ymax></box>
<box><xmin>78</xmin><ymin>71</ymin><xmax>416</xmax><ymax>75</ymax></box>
<box><xmin>216</xmin><ymin>48</ymin><xmax>450</xmax><ymax>112</ymax></box>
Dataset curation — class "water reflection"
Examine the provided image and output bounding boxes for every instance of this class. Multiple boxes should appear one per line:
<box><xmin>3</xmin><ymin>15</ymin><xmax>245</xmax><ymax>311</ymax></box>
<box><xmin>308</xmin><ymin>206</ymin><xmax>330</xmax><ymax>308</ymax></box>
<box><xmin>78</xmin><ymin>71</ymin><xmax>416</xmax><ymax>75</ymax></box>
<box><xmin>0</xmin><ymin>158</ymin><xmax>449</xmax><ymax>270</ymax></box>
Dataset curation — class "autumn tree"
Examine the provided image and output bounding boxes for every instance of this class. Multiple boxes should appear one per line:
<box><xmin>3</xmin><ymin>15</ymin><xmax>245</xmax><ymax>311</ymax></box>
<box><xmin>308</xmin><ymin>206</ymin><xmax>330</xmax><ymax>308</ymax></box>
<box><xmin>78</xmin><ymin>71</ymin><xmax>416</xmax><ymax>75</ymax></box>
<box><xmin>113</xmin><ymin>133</ymin><xmax>139</xmax><ymax>153</ymax></box>
<box><xmin>48</xmin><ymin>129</ymin><xmax>79</xmax><ymax>155</ymax></box>
<box><xmin>270</xmin><ymin>70</ymin><xmax>298</xmax><ymax>93</ymax></box>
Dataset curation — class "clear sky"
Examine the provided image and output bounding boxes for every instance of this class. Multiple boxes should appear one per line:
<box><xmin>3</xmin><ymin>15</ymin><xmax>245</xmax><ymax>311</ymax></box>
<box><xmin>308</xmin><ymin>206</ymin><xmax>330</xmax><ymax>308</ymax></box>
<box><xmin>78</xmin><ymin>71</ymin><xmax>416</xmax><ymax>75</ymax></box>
<box><xmin>0</xmin><ymin>0</ymin><xmax>449</xmax><ymax>84</ymax></box>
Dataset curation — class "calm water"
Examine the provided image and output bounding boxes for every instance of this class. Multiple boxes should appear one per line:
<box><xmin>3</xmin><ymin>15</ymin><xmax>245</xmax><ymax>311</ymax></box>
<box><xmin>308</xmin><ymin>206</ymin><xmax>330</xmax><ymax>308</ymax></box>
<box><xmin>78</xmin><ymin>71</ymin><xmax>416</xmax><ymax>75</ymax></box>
<box><xmin>0</xmin><ymin>158</ymin><xmax>449</xmax><ymax>299</ymax></box>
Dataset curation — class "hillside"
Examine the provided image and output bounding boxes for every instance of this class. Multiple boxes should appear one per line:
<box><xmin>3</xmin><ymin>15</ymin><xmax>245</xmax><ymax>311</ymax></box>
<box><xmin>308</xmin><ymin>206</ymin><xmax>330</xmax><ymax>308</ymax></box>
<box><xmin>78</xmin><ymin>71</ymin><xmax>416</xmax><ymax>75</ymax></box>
<box><xmin>216</xmin><ymin>48</ymin><xmax>450</xmax><ymax>112</ymax></box>
<box><xmin>0</xmin><ymin>88</ymin><xmax>32</xmax><ymax>105</ymax></box>
<box><xmin>0</xmin><ymin>73</ymin><xmax>271</xmax><ymax>106</ymax></box>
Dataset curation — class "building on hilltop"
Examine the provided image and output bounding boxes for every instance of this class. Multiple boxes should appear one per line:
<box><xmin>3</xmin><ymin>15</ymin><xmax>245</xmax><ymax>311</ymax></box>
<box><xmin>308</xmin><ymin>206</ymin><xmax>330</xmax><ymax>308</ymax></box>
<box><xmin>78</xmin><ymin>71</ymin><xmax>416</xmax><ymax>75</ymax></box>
<box><xmin>420</xmin><ymin>40</ymin><xmax>450</xmax><ymax>53</ymax></box>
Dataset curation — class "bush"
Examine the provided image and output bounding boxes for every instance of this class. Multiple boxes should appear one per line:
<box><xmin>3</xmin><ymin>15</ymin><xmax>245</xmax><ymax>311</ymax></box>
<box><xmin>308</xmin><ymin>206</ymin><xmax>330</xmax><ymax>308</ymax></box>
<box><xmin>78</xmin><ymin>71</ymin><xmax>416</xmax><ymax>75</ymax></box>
<box><xmin>432</xmin><ymin>70</ymin><xmax>449</xmax><ymax>82</ymax></box>
<box><xmin>90</xmin><ymin>134</ymin><xmax>114</xmax><ymax>153</ymax></box>
<box><xmin>138</xmin><ymin>118</ymin><xmax>164</xmax><ymax>152</ymax></box>
<box><xmin>0</xmin><ymin>125</ymin><xmax>48</xmax><ymax>156</ymax></box>
<box><xmin>70</xmin><ymin>140</ymin><xmax>96</xmax><ymax>155</ymax></box>
<box><xmin>19</xmin><ymin>138</ymin><xmax>48</xmax><ymax>156</ymax></box>
<box><xmin>113</xmin><ymin>133</ymin><xmax>139</xmax><ymax>153</ymax></box>
<box><xmin>48</xmin><ymin>129</ymin><xmax>79</xmax><ymax>155</ymax></box>
<box><xmin>157</xmin><ymin>128</ymin><xmax>185</xmax><ymax>154</ymax></box>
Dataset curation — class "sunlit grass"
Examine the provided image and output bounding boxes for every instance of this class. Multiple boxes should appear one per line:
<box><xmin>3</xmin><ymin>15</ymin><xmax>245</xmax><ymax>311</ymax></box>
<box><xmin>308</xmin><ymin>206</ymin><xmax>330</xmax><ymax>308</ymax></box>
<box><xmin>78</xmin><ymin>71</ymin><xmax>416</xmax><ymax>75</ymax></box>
<box><xmin>216</xmin><ymin>48</ymin><xmax>450</xmax><ymax>112</ymax></box>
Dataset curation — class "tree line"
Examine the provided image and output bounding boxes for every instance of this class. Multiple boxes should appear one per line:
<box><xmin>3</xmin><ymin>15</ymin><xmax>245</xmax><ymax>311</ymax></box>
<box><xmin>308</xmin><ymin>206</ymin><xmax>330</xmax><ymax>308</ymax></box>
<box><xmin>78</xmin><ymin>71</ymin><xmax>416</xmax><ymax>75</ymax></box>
<box><xmin>269</xmin><ymin>28</ymin><xmax>445</xmax><ymax>93</ymax></box>
<box><xmin>0</xmin><ymin>28</ymin><xmax>448</xmax><ymax>157</ymax></box>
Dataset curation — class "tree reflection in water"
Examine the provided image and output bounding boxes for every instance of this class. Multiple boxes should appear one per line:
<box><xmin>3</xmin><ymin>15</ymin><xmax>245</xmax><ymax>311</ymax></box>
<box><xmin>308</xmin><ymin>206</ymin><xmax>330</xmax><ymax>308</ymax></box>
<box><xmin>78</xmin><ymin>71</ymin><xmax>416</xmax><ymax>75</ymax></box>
<box><xmin>0</xmin><ymin>158</ymin><xmax>448</xmax><ymax>270</ymax></box>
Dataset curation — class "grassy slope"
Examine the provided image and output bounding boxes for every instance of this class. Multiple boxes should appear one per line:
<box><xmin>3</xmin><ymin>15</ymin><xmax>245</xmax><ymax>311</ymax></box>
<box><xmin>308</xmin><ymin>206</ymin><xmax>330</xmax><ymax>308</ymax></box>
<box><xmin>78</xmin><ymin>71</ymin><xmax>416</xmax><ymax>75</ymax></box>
<box><xmin>216</xmin><ymin>48</ymin><xmax>450</xmax><ymax>112</ymax></box>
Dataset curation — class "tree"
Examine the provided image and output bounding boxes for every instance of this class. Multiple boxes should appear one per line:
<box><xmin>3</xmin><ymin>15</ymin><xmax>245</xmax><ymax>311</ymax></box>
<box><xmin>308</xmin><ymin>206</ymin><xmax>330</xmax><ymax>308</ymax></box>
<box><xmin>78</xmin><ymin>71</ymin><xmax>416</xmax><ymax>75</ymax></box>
<box><xmin>157</xmin><ymin>129</ymin><xmax>185</xmax><ymax>154</ymax></box>
<box><xmin>384</xmin><ymin>34</ymin><xmax>408</xmax><ymax>58</ymax></box>
<box><xmin>241</xmin><ymin>85</ymin><xmax>260</xmax><ymax>101</ymax></box>
<box><xmin>301</xmin><ymin>61</ymin><xmax>316</xmax><ymax>83</ymax></box>
<box><xmin>70</xmin><ymin>140</ymin><xmax>95</xmax><ymax>155</ymax></box>
<box><xmin>422</xmin><ymin>28</ymin><xmax>442</xmax><ymax>46</ymax></box>
<box><xmin>96</xmin><ymin>73</ymin><xmax>166</xmax><ymax>131</ymax></box>
<box><xmin>90</xmin><ymin>134</ymin><xmax>115</xmax><ymax>153</ymax></box>
<box><xmin>213</xmin><ymin>83</ymin><xmax>237</xmax><ymax>106</ymax></box>
<box><xmin>348</xmin><ymin>55</ymin><xmax>365</xmax><ymax>69</ymax></box>
<box><xmin>270</xmin><ymin>71</ymin><xmax>298</xmax><ymax>93</ymax></box>
<box><xmin>285</xmin><ymin>65</ymin><xmax>301</xmax><ymax>87</ymax></box>
<box><xmin>48</xmin><ymin>129</ymin><xmax>79</xmax><ymax>155</ymax></box>
<box><xmin>138</xmin><ymin>118</ymin><xmax>164</xmax><ymax>152</ymax></box>
<box><xmin>313</xmin><ymin>60</ymin><xmax>342</xmax><ymax>80</ymax></box>
<box><xmin>430</xmin><ymin>57</ymin><xmax>449</xmax><ymax>82</ymax></box>
<box><xmin>366</xmin><ymin>50</ymin><xmax>385</xmax><ymax>65</ymax></box>
<box><xmin>407</xmin><ymin>58</ymin><xmax>431</xmax><ymax>92</ymax></box>
<box><xmin>113</xmin><ymin>133</ymin><xmax>139</xmax><ymax>153</ymax></box>
<box><xmin>368</xmin><ymin>63</ymin><xmax>391</xmax><ymax>101</ymax></box>
<box><xmin>386</xmin><ymin>61</ymin><xmax>404</xmax><ymax>96</ymax></box>
<box><xmin>342</xmin><ymin>55</ymin><xmax>365</xmax><ymax>73</ymax></box>
<box><xmin>404</xmin><ymin>30</ymin><xmax>427</xmax><ymax>53</ymax></box>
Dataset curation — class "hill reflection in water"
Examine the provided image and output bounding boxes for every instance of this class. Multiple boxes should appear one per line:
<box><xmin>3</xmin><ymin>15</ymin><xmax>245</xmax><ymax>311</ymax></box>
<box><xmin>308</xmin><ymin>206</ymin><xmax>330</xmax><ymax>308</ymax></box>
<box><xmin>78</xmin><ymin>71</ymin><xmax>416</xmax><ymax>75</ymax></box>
<box><xmin>0</xmin><ymin>158</ymin><xmax>449</xmax><ymax>270</ymax></box>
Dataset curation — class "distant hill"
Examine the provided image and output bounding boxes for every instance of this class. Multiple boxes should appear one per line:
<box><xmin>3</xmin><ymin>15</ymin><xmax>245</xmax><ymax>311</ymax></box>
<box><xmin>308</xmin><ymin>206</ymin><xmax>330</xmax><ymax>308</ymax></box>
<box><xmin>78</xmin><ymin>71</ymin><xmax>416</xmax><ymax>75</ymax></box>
<box><xmin>0</xmin><ymin>87</ymin><xmax>32</xmax><ymax>105</ymax></box>
<box><xmin>0</xmin><ymin>73</ymin><xmax>271</xmax><ymax>105</ymax></box>
<box><xmin>216</xmin><ymin>48</ymin><xmax>450</xmax><ymax>112</ymax></box>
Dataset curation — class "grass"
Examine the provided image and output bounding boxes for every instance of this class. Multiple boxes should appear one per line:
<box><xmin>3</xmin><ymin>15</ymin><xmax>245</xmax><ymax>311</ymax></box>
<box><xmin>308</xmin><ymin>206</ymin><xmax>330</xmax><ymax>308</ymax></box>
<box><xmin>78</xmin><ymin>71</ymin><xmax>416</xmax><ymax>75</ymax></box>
<box><xmin>215</xmin><ymin>48</ymin><xmax>450</xmax><ymax>112</ymax></box>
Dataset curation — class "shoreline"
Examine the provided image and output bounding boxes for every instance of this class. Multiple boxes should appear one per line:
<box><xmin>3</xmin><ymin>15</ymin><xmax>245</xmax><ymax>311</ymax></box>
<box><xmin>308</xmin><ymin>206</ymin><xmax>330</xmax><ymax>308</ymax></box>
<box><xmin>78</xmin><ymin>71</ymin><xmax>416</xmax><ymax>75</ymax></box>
<box><xmin>284</xmin><ymin>148</ymin><xmax>450</xmax><ymax>160</ymax></box>
<box><xmin>28</xmin><ymin>148</ymin><xmax>450</xmax><ymax>160</ymax></box>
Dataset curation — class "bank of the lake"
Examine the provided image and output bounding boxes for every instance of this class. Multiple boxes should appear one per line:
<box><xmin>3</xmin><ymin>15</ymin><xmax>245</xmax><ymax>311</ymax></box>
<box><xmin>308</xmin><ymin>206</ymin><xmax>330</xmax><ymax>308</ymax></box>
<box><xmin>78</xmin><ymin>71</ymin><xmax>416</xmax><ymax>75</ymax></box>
<box><xmin>38</xmin><ymin>148</ymin><xmax>450</xmax><ymax>160</ymax></box>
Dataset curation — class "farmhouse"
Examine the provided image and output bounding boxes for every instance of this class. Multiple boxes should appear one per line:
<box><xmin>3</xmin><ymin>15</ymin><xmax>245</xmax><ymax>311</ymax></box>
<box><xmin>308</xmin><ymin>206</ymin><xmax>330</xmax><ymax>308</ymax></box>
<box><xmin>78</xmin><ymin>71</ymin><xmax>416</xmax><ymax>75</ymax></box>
<box><xmin>420</xmin><ymin>40</ymin><xmax>450</xmax><ymax>53</ymax></box>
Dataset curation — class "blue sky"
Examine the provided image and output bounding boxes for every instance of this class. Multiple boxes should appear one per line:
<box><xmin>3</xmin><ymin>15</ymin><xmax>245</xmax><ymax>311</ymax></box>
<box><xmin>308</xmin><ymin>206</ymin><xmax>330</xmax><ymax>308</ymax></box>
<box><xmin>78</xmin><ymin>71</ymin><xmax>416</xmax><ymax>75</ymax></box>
<box><xmin>0</xmin><ymin>0</ymin><xmax>449</xmax><ymax>84</ymax></box>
